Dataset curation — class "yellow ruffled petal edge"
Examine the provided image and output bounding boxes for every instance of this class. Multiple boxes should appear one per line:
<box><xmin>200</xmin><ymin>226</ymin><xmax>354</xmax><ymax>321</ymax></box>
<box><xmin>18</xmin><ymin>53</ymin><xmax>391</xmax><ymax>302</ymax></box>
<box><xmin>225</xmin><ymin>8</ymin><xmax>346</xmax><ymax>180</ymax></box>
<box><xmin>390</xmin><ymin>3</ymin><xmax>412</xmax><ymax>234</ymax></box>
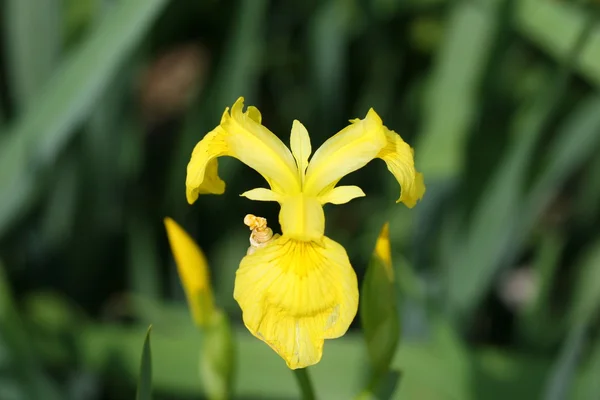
<box><xmin>233</xmin><ymin>235</ymin><xmax>358</xmax><ymax>369</ymax></box>
<box><xmin>377</xmin><ymin>127</ymin><xmax>425</xmax><ymax>208</ymax></box>
<box><xmin>186</xmin><ymin>97</ymin><xmax>300</xmax><ymax>204</ymax></box>
<box><xmin>164</xmin><ymin>217</ymin><xmax>215</xmax><ymax>326</ymax></box>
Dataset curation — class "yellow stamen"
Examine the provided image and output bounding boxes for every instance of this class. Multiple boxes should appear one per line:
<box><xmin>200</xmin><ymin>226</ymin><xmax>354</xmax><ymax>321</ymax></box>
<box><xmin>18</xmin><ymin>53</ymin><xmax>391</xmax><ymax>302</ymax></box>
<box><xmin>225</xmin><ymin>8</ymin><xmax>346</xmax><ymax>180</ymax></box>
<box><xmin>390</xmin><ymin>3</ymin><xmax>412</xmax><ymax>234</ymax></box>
<box><xmin>244</xmin><ymin>214</ymin><xmax>280</xmax><ymax>255</ymax></box>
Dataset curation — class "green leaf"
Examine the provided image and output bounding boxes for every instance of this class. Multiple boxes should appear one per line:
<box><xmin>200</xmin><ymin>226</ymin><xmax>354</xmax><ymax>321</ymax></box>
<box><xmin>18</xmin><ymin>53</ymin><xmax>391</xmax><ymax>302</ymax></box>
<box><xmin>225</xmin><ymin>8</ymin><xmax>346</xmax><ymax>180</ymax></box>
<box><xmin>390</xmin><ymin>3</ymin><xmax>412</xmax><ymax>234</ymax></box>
<box><xmin>572</xmin><ymin>332</ymin><xmax>600</xmax><ymax>400</ymax></box>
<box><xmin>516</xmin><ymin>0</ymin><xmax>600</xmax><ymax>88</ymax></box>
<box><xmin>517</xmin><ymin>230</ymin><xmax>565</xmax><ymax>348</ymax></box>
<box><xmin>64</xmin><ymin>0</ymin><xmax>100</xmax><ymax>44</ymax></box>
<box><xmin>4</xmin><ymin>0</ymin><xmax>62</xmax><ymax>110</ymax></box>
<box><xmin>357</xmin><ymin>370</ymin><xmax>402</xmax><ymax>400</ymax></box>
<box><xmin>199</xmin><ymin>311</ymin><xmax>236</xmax><ymax>400</ymax></box>
<box><xmin>0</xmin><ymin>0</ymin><xmax>169</xmax><ymax>238</ymax></box>
<box><xmin>136</xmin><ymin>326</ymin><xmax>153</xmax><ymax>400</ymax></box>
<box><xmin>447</xmin><ymin>30</ymin><xmax>600</xmax><ymax>321</ymax></box>
<box><xmin>411</xmin><ymin>0</ymin><xmax>600</xmax><ymax>90</ymax></box>
<box><xmin>568</xmin><ymin>240</ymin><xmax>600</xmax><ymax>327</ymax></box>
<box><xmin>542</xmin><ymin>323</ymin><xmax>587</xmax><ymax>400</ymax></box>
<box><xmin>527</xmin><ymin>94</ymin><xmax>600</xmax><ymax>218</ymax></box>
<box><xmin>0</xmin><ymin>261</ymin><xmax>63</xmax><ymax>400</ymax></box>
<box><xmin>417</xmin><ymin>0</ymin><xmax>501</xmax><ymax>179</ymax></box>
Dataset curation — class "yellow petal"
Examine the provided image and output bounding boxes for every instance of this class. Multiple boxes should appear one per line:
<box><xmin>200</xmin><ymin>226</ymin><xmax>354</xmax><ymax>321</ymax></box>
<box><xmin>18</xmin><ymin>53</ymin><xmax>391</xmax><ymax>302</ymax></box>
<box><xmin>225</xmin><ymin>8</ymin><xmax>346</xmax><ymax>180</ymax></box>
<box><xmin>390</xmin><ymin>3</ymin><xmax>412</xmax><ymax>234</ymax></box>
<box><xmin>189</xmin><ymin>158</ymin><xmax>225</xmax><ymax>199</ymax></box>
<box><xmin>279</xmin><ymin>195</ymin><xmax>325</xmax><ymax>241</ymax></box>
<box><xmin>290</xmin><ymin>120</ymin><xmax>312</xmax><ymax>180</ymax></box>
<box><xmin>377</xmin><ymin>127</ymin><xmax>425</xmax><ymax>208</ymax></box>
<box><xmin>374</xmin><ymin>222</ymin><xmax>393</xmax><ymax>280</ymax></box>
<box><xmin>318</xmin><ymin>185</ymin><xmax>365</xmax><ymax>205</ymax></box>
<box><xmin>164</xmin><ymin>217</ymin><xmax>214</xmax><ymax>326</ymax></box>
<box><xmin>240</xmin><ymin>187</ymin><xmax>281</xmax><ymax>202</ymax></box>
<box><xmin>233</xmin><ymin>235</ymin><xmax>358</xmax><ymax>369</ymax></box>
<box><xmin>303</xmin><ymin>109</ymin><xmax>386</xmax><ymax>196</ymax></box>
<box><xmin>186</xmin><ymin>97</ymin><xmax>300</xmax><ymax>204</ymax></box>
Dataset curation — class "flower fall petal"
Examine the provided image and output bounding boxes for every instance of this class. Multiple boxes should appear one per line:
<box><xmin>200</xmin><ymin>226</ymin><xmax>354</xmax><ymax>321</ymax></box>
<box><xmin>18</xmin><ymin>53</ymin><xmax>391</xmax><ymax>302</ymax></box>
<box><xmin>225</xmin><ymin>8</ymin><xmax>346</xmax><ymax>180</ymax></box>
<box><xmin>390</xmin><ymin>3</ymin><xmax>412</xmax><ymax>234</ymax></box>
<box><xmin>233</xmin><ymin>236</ymin><xmax>358</xmax><ymax>369</ymax></box>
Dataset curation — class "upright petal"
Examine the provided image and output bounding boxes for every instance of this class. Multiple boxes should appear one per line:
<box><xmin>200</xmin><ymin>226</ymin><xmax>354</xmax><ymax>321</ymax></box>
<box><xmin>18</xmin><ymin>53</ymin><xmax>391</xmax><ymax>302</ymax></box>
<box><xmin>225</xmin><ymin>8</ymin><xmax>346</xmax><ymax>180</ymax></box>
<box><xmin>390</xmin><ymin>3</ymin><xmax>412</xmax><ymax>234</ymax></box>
<box><xmin>303</xmin><ymin>109</ymin><xmax>387</xmax><ymax>196</ymax></box>
<box><xmin>164</xmin><ymin>217</ymin><xmax>215</xmax><ymax>327</ymax></box>
<box><xmin>234</xmin><ymin>236</ymin><xmax>358</xmax><ymax>369</ymax></box>
<box><xmin>290</xmin><ymin>120</ymin><xmax>311</xmax><ymax>181</ymax></box>
<box><xmin>377</xmin><ymin>127</ymin><xmax>425</xmax><ymax>208</ymax></box>
<box><xmin>186</xmin><ymin>97</ymin><xmax>300</xmax><ymax>204</ymax></box>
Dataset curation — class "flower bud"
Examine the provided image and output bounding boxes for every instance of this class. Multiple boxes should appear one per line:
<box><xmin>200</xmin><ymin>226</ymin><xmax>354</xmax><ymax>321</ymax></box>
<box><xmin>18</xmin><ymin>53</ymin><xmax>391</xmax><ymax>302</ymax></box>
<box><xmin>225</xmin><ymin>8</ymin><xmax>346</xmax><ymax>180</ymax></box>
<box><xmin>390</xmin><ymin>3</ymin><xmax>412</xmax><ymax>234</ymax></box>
<box><xmin>360</xmin><ymin>223</ymin><xmax>400</xmax><ymax>375</ymax></box>
<box><xmin>164</xmin><ymin>217</ymin><xmax>215</xmax><ymax>327</ymax></box>
<box><xmin>199</xmin><ymin>311</ymin><xmax>235</xmax><ymax>400</ymax></box>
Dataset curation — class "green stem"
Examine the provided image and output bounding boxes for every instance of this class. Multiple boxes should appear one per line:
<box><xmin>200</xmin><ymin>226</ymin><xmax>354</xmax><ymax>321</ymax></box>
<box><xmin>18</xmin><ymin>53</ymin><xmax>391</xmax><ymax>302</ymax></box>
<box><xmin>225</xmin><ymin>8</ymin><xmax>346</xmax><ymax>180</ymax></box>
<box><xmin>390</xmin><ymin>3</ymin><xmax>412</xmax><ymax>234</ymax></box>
<box><xmin>293</xmin><ymin>368</ymin><xmax>316</xmax><ymax>400</ymax></box>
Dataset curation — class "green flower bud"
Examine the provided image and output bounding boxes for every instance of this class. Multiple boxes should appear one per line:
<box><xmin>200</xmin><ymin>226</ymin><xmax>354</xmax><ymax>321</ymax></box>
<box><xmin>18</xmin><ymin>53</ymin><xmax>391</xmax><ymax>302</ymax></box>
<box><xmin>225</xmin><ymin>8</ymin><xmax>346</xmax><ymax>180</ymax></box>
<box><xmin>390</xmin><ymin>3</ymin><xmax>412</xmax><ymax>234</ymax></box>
<box><xmin>360</xmin><ymin>223</ymin><xmax>400</xmax><ymax>376</ymax></box>
<box><xmin>199</xmin><ymin>311</ymin><xmax>235</xmax><ymax>400</ymax></box>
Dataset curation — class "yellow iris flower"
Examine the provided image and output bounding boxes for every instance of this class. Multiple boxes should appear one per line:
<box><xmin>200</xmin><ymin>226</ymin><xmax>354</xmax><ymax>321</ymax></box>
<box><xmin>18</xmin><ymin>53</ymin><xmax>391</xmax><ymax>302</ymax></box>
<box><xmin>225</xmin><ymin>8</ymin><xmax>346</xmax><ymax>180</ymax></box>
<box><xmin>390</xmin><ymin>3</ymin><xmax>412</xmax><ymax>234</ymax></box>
<box><xmin>186</xmin><ymin>97</ymin><xmax>425</xmax><ymax>369</ymax></box>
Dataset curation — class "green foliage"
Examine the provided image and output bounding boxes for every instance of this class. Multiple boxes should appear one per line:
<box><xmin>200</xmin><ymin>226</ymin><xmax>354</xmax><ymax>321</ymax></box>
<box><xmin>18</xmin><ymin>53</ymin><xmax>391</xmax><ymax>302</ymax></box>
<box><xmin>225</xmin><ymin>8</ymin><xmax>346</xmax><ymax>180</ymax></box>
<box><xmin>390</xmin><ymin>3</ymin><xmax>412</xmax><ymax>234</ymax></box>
<box><xmin>200</xmin><ymin>312</ymin><xmax>236</xmax><ymax>400</ymax></box>
<box><xmin>137</xmin><ymin>326</ymin><xmax>153</xmax><ymax>400</ymax></box>
<box><xmin>0</xmin><ymin>0</ymin><xmax>169</xmax><ymax>237</ymax></box>
<box><xmin>360</xmin><ymin>241</ymin><xmax>400</xmax><ymax>380</ymax></box>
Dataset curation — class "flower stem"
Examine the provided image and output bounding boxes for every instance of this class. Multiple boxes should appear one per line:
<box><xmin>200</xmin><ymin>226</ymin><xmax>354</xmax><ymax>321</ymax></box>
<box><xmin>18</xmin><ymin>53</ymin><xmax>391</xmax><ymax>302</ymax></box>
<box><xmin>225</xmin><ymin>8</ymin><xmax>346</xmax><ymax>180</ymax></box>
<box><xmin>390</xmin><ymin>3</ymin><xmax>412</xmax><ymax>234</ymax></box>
<box><xmin>293</xmin><ymin>368</ymin><xmax>316</xmax><ymax>400</ymax></box>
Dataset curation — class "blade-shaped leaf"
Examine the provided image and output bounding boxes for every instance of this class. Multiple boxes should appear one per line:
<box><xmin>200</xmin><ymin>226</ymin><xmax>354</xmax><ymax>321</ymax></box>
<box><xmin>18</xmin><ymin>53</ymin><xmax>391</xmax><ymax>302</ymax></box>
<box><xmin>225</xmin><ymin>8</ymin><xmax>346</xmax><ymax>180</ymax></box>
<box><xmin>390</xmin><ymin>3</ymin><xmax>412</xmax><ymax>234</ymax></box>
<box><xmin>417</xmin><ymin>0</ymin><xmax>501</xmax><ymax>179</ymax></box>
<box><xmin>0</xmin><ymin>0</ymin><xmax>169</xmax><ymax>238</ymax></box>
<box><xmin>4</xmin><ymin>0</ymin><xmax>62</xmax><ymax>110</ymax></box>
<box><xmin>136</xmin><ymin>326</ymin><xmax>153</xmax><ymax>400</ymax></box>
<box><xmin>543</xmin><ymin>323</ymin><xmax>587</xmax><ymax>400</ymax></box>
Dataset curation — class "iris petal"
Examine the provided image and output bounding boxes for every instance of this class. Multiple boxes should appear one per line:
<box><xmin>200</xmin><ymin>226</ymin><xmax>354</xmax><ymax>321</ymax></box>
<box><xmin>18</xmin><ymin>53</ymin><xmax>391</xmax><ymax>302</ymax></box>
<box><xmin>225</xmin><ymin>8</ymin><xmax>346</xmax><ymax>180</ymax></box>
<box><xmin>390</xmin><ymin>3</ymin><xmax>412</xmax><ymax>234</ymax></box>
<box><xmin>303</xmin><ymin>109</ymin><xmax>386</xmax><ymax>196</ymax></box>
<box><xmin>377</xmin><ymin>127</ymin><xmax>425</xmax><ymax>208</ymax></box>
<box><xmin>290</xmin><ymin>120</ymin><xmax>312</xmax><ymax>181</ymax></box>
<box><xmin>186</xmin><ymin>97</ymin><xmax>300</xmax><ymax>204</ymax></box>
<box><xmin>233</xmin><ymin>236</ymin><xmax>358</xmax><ymax>369</ymax></box>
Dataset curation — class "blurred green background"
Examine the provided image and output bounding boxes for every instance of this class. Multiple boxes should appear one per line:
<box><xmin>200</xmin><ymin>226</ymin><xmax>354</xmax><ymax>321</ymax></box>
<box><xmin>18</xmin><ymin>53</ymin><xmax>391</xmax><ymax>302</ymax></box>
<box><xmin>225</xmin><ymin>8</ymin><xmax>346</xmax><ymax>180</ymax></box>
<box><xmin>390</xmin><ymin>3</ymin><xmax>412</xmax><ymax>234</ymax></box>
<box><xmin>1</xmin><ymin>0</ymin><xmax>600</xmax><ymax>398</ymax></box>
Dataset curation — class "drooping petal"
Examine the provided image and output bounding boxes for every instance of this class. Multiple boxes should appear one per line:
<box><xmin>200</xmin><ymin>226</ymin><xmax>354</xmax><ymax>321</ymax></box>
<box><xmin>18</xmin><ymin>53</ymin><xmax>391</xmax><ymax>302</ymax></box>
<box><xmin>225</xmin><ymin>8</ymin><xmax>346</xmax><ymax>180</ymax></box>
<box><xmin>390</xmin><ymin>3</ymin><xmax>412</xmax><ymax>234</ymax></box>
<box><xmin>377</xmin><ymin>127</ymin><xmax>425</xmax><ymax>208</ymax></box>
<box><xmin>164</xmin><ymin>217</ymin><xmax>215</xmax><ymax>327</ymax></box>
<box><xmin>290</xmin><ymin>120</ymin><xmax>311</xmax><ymax>180</ymax></box>
<box><xmin>186</xmin><ymin>97</ymin><xmax>300</xmax><ymax>204</ymax></box>
<box><xmin>318</xmin><ymin>185</ymin><xmax>365</xmax><ymax>205</ymax></box>
<box><xmin>303</xmin><ymin>109</ymin><xmax>387</xmax><ymax>196</ymax></box>
<box><xmin>234</xmin><ymin>235</ymin><xmax>358</xmax><ymax>369</ymax></box>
